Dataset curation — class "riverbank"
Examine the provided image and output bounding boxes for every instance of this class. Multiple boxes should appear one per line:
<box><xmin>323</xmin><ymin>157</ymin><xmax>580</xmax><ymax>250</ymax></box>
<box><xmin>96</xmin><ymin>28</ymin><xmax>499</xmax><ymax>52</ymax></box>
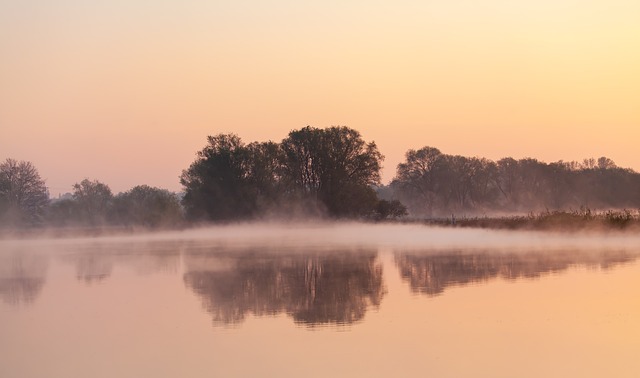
<box><xmin>2</xmin><ymin>209</ymin><xmax>639</xmax><ymax>241</ymax></box>
<box><xmin>411</xmin><ymin>209</ymin><xmax>640</xmax><ymax>232</ymax></box>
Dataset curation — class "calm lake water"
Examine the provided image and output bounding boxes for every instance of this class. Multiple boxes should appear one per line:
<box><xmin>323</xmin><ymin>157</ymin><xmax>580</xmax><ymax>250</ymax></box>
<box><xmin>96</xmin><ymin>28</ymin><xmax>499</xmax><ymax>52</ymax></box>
<box><xmin>1</xmin><ymin>223</ymin><xmax>640</xmax><ymax>377</ymax></box>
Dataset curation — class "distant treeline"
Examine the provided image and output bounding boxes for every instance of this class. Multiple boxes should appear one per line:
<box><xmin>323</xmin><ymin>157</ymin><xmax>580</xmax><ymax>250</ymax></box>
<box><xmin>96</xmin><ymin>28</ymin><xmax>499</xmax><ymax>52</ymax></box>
<box><xmin>2</xmin><ymin>126</ymin><xmax>640</xmax><ymax>229</ymax></box>
<box><xmin>383</xmin><ymin>146</ymin><xmax>640</xmax><ymax>217</ymax></box>
<box><xmin>0</xmin><ymin>159</ymin><xmax>183</xmax><ymax>229</ymax></box>
<box><xmin>0</xmin><ymin>126</ymin><xmax>405</xmax><ymax>229</ymax></box>
<box><xmin>46</xmin><ymin>180</ymin><xmax>184</xmax><ymax>228</ymax></box>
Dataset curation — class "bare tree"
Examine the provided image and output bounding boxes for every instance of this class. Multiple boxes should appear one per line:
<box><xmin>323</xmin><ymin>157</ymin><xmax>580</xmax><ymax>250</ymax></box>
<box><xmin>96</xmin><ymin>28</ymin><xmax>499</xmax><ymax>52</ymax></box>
<box><xmin>0</xmin><ymin>159</ymin><xmax>49</xmax><ymax>226</ymax></box>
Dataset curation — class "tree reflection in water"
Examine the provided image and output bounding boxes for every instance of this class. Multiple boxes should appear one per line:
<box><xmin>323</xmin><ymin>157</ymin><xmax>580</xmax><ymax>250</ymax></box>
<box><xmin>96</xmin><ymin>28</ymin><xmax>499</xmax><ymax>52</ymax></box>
<box><xmin>75</xmin><ymin>253</ymin><xmax>114</xmax><ymax>284</ymax></box>
<box><xmin>395</xmin><ymin>249</ymin><xmax>637</xmax><ymax>296</ymax></box>
<box><xmin>0</xmin><ymin>252</ymin><xmax>48</xmax><ymax>305</ymax></box>
<box><xmin>183</xmin><ymin>249</ymin><xmax>385</xmax><ymax>327</ymax></box>
<box><xmin>60</xmin><ymin>241</ymin><xmax>182</xmax><ymax>284</ymax></box>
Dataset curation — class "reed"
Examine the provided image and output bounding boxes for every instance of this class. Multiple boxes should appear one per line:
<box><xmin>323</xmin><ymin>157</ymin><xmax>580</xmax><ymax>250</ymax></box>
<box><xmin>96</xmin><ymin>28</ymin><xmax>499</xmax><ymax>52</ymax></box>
<box><xmin>410</xmin><ymin>208</ymin><xmax>640</xmax><ymax>231</ymax></box>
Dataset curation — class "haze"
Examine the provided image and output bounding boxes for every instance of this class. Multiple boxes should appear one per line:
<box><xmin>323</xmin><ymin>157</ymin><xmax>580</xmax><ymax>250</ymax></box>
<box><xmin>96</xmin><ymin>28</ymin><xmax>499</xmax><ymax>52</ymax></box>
<box><xmin>4</xmin><ymin>223</ymin><xmax>640</xmax><ymax>253</ymax></box>
<box><xmin>1</xmin><ymin>0</ymin><xmax>639</xmax><ymax>195</ymax></box>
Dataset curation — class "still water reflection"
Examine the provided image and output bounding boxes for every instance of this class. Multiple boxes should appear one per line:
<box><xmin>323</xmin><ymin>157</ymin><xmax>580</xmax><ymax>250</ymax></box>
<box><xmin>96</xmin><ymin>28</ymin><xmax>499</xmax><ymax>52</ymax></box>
<box><xmin>183</xmin><ymin>249</ymin><xmax>384</xmax><ymax>326</ymax></box>
<box><xmin>59</xmin><ymin>242</ymin><xmax>181</xmax><ymax>284</ymax></box>
<box><xmin>1</xmin><ymin>226</ymin><xmax>640</xmax><ymax>377</ymax></box>
<box><xmin>395</xmin><ymin>250</ymin><xmax>635</xmax><ymax>296</ymax></box>
<box><xmin>0</xmin><ymin>251</ymin><xmax>48</xmax><ymax>305</ymax></box>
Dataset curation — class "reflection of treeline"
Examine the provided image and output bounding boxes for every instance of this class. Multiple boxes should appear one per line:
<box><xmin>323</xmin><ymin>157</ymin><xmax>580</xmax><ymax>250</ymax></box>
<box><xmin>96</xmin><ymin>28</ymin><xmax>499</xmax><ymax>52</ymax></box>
<box><xmin>0</xmin><ymin>242</ymin><xmax>182</xmax><ymax>306</ymax></box>
<box><xmin>395</xmin><ymin>250</ymin><xmax>635</xmax><ymax>296</ymax></box>
<box><xmin>183</xmin><ymin>250</ymin><xmax>385</xmax><ymax>326</ymax></box>
<box><xmin>59</xmin><ymin>242</ymin><xmax>182</xmax><ymax>284</ymax></box>
<box><xmin>0</xmin><ymin>253</ymin><xmax>48</xmax><ymax>305</ymax></box>
<box><xmin>385</xmin><ymin>147</ymin><xmax>640</xmax><ymax>217</ymax></box>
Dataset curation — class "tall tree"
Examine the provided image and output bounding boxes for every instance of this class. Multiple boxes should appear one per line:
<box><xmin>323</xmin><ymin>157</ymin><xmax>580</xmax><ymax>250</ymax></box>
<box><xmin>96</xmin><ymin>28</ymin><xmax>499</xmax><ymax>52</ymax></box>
<box><xmin>180</xmin><ymin>134</ymin><xmax>277</xmax><ymax>220</ymax></box>
<box><xmin>281</xmin><ymin>126</ymin><xmax>383</xmax><ymax>217</ymax></box>
<box><xmin>244</xmin><ymin>141</ymin><xmax>285</xmax><ymax>209</ymax></box>
<box><xmin>393</xmin><ymin>147</ymin><xmax>442</xmax><ymax>216</ymax></box>
<box><xmin>0</xmin><ymin>159</ymin><xmax>49</xmax><ymax>226</ymax></box>
<box><xmin>112</xmin><ymin>185</ymin><xmax>183</xmax><ymax>228</ymax></box>
<box><xmin>72</xmin><ymin>179</ymin><xmax>113</xmax><ymax>225</ymax></box>
<box><xmin>280</xmin><ymin>126</ymin><xmax>323</xmax><ymax>198</ymax></box>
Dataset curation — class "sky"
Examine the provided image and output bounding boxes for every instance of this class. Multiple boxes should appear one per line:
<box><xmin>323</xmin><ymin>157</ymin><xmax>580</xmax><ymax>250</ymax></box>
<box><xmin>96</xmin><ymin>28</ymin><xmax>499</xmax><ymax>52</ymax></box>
<box><xmin>1</xmin><ymin>0</ymin><xmax>639</xmax><ymax>196</ymax></box>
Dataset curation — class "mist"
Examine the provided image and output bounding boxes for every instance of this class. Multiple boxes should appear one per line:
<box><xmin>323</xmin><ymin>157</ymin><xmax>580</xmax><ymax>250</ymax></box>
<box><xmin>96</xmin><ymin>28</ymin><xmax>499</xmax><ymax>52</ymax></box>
<box><xmin>4</xmin><ymin>222</ymin><xmax>640</xmax><ymax>254</ymax></box>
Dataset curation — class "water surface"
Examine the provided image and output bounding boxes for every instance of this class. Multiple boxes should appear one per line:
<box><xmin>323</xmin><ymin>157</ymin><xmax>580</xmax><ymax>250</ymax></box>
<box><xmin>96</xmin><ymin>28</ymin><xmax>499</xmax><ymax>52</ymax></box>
<box><xmin>2</xmin><ymin>224</ymin><xmax>640</xmax><ymax>377</ymax></box>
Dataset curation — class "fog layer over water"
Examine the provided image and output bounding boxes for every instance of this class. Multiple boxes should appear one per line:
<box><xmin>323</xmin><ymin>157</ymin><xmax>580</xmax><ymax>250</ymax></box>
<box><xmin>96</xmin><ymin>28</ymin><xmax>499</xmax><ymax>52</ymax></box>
<box><xmin>2</xmin><ymin>223</ymin><xmax>640</xmax><ymax>377</ymax></box>
<box><xmin>5</xmin><ymin>222</ymin><xmax>640</xmax><ymax>251</ymax></box>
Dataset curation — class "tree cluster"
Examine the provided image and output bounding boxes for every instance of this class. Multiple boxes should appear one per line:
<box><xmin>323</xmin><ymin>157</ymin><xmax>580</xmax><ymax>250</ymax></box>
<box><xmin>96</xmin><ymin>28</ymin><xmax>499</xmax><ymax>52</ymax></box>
<box><xmin>0</xmin><ymin>158</ymin><xmax>183</xmax><ymax>229</ymax></box>
<box><xmin>388</xmin><ymin>147</ymin><xmax>640</xmax><ymax>217</ymax></box>
<box><xmin>48</xmin><ymin>180</ymin><xmax>184</xmax><ymax>228</ymax></box>
<box><xmin>180</xmin><ymin>126</ymin><xmax>404</xmax><ymax>220</ymax></box>
<box><xmin>5</xmin><ymin>129</ymin><xmax>640</xmax><ymax>227</ymax></box>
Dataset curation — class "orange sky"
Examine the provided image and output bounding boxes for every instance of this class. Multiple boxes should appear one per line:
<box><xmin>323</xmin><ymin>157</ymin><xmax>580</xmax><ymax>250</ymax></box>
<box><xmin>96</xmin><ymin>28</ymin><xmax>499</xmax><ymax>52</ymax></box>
<box><xmin>1</xmin><ymin>1</ymin><xmax>639</xmax><ymax>196</ymax></box>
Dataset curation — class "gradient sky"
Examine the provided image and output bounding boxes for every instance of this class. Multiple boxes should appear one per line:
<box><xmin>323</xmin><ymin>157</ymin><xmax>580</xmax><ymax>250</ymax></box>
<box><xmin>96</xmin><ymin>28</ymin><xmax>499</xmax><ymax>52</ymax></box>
<box><xmin>1</xmin><ymin>0</ymin><xmax>639</xmax><ymax>196</ymax></box>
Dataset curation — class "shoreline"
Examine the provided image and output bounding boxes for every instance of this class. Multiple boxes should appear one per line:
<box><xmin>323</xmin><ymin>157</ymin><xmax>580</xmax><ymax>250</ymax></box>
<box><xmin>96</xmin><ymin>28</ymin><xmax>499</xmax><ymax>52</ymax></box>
<box><xmin>2</xmin><ymin>210</ymin><xmax>640</xmax><ymax>241</ymax></box>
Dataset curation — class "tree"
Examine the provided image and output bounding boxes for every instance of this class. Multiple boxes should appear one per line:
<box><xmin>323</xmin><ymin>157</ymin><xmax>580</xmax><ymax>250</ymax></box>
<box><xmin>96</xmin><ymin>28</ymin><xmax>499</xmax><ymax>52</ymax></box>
<box><xmin>516</xmin><ymin>158</ymin><xmax>550</xmax><ymax>209</ymax></box>
<box><xmin>281</xmin><ymin>126</ymin><xmax>383</xmax><ymax>217</ymax></box>
<box><xmin>582</xmin><ymin>158</ymin><xmax>597</xmax><ymax>170</ymax></box>
<box><xmin>391</xmin><ymin>145</ymin><xmax>640</xmax><ymax>216</ymax></box>
<box><xmin>243</xmin><ymin>141</ymin><xmax>285</xmax><ymax>210</ymax></box>
<box><xmin>46</xmin><ymin>199</ymin><xmax>79</xmax><ymax>226</ymax></box>
<box><xmin>494</xmin><ymin>157</ymin><xmax>519</xmax><ymax>207</ymax></box>
<box><xmin>112</xmin><ymin>185</ymin><xmax>183</xmax><ymax>228</ymax></box>
<box><xmin>393</xmin><ymin>147</ymin><xmax>443</xmax><ymax>216</ymax></box>
<box><xmin>181</xmin><ymin>127</ymin><xmax>383</xmax><ymax>220</ymax></box>
<box><xmin>280</xmin><ymin>126</ymin><xmax>324</xmax><ymax>198</ymax></box>
<box><xmin>180</xmin><ymin>134</ymin><xmax>272</xmax><ymax>220</ymax></box>
<box><xmin>72</xmin><ymin>179</ymin><xmax>113</xmax><ymax>225</ymax></box>
<box><xmin>0</xmin><ymin>159</ymin><xmax>49</xmax><ymax>226</ymax></box>
<box><xmin>597</xmin><ymin>157</ymin><xmax>616</xmax><ymax>170</ymax></box>
<box><xmin>374</xmin><ymin>199</ymin><xmax>408</xmax><ymax>220</ymax></box>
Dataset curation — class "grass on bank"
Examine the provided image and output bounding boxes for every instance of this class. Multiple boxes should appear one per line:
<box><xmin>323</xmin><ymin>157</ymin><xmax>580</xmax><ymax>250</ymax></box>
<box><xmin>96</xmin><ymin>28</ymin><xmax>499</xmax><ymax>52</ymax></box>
<box><xmin>416</xmin><ymin>208</ymin><xmax>640</xmax><ymax>231</ymax></box>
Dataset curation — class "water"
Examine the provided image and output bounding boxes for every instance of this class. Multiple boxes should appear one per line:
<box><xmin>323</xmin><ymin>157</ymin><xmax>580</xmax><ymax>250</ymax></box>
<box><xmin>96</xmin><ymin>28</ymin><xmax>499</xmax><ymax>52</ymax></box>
<box><xmin>2</xmin><ymin>224</ymin><xmax>640</xmax><ymax>377</ymax></box>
